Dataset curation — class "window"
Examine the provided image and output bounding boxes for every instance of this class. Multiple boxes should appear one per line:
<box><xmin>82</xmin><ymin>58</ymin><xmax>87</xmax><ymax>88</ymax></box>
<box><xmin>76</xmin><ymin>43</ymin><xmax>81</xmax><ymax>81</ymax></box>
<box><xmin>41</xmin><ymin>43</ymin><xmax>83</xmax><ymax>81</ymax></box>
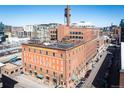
<box><xmin>15</xmin><ymin>69</ymin><xmax>18</xmax><ymax>72</ymax></box>
<box><xmin>61</xmin><ymin>54</ymin><xmax>63</xmax><ymax>58</ymax></box>
<box><xmin>76</xmin><ymin>49</ymin><xmax>78</xmax><ymax>53</ymax></box>
<box><xmin>29</xmin><ymin>70</ymin><xmax>32</xmax><ymax>74</ymax></box>
<box><xmin>29</xmin><ymin>48</ymin><xmax>30</xmax><ymax>52</ymax></box>
<box><xmin>46</xmin><ymin>51</ymin><xmax>48</xmax><ymax>55</ymax></box>
<box><xmin>34</xmin><ymin>72</ymin><xmax>37</xmax><ymax>75</ymax></box>
<box><xmin>11</xmin><ymin>71</ymin><xmax>14</xmax><ymax>74</ymax></box>
<box><xmin>34</xmin><ymin>57</ymin><xmax>37</xmax><ymax>63</ymax></box>
<box><xmin>61</xmin><ymin>74</ymin><xmax>63</xmax><ymax>78</ymax></box>
<box><xmin>61</xmin><ymin>67</ymin><xmax>63</xmax><ymax>71</ymax></box>
<box><xmin>40</xmin><ymin>68</ymin><xmax>42</xmax><ymax>72</ymax></box>
<box><xmin>24</xmin><ymin>63</ymin><xmax>26</xmax><ymax>66</ymax></box>
<box><xmin>7</xmin><ymin>72</ymin><xmax>8</xmax><ymax>74</ymax></box>
<box><xmin>53</xmin><ymin>72</ymin><xmax>55</xmax><ymax>76</ymax></box>
<box><xmin>46</xmin><ymin>76</ymin><xmax>49</xmax><ymax>80</ymax></box>
<box><xmin>69</xmin><ymin>73</ymin><xmax>71</xmax><ymax>77</ymax></box>
<box><xmin>34</xmin><ymin>49</ymin><xmax>36</xmax><ymax>53</ymax></box>
<box><xmin>20</xmin><ymin>68</ymin><xmax>23</xmax><ymax>70</ymax></box>
<box><xmin>69</xmin><ymin>65</ymin><xmax>71</xmax><ymax>70</ymax></box>
<box><xmin>49</xmin><ymin>62</ymin><xmax>51</xmax><ymax>67</ymax></box>
<box><xmin>29</xmin><ymin>64</ymin><xmax>31</xmax><ymax>68</ymax></box>
<box><xmin>61</xmin><ymin>81</ymin><xmax>63</xmax><ymax>85</ymax></box>
<box><xmin>79</xmin><ymin>32</ymin><xmax>81</xmax><ymax>34</ymax></box>
<box><xmin>53</xmin><ymin>66</ymin><xmax>55</xmax><ymax>69</ymax></box>
<box><xmin>73</xmin><ymin>51</ymin><xmax>75</xmax><ymax>55</ymax></box>
<box><xmin>23</xmin><ymin>48</ymin><xmax>25</xmax><ymax>51</ymax></box>
<box><xmin>53</xmin><ymin>52</ymin><xmax>55</xmax><ymax>56</ymax></box>
<box><xmin>46</xmin><ymin>70</ymin><xmax>48</xmax><ymax>73</ymax></box>
<box><xmin>69</xmin><ymin>60</ymin><xmax>71</xmax><ymax>64</ymax></box>
<box><xmin>34</xmin><ymin>66</ymin><xmax>36</xmax><ymax>70</ymax></box>
<box><xmin>57</xmin><ymin>66</ymin><xmax>59</xmax><ymax>70</ymax></box>
<box><xmin>40</xmin><ymin>50</ymin><xmax>42</xmax><ymax>54</ymax></box>
<box><xmin>46</xmin><ymin>62</ymin><xmax>49</xmax><ymax>67</ymax></box>
<box><xmin>61</xmin><ymin>61</ymin><xmax>63</xmax><ymax>66</ymax></box>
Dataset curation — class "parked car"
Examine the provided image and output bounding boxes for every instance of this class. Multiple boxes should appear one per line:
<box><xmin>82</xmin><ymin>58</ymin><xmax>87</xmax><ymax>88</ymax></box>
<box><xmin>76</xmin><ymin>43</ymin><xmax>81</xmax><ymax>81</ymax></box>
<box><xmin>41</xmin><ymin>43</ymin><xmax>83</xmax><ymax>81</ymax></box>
<box><xmin>80</xmin><ymin>77</ymin><xmax>86</xmax><ymax>81</ymax></box>
<box><xmin>84</xmin><ymin>70</ymin><xmax>92</xmax><ymax>78</ymax></box>
<box><xmin>76</xmin><ymin>81</ymin><xmax>84</xmax><ymax>88</ymax></box>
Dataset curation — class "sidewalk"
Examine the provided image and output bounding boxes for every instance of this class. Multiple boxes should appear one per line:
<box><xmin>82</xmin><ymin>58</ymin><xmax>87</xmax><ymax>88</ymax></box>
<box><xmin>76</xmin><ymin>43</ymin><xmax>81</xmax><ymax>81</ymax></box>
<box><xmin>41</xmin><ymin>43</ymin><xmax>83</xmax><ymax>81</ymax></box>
<box><xmin>16</xmin><ymin>74</ymin><xmax>55</xmax><ymax>88</ymax></box>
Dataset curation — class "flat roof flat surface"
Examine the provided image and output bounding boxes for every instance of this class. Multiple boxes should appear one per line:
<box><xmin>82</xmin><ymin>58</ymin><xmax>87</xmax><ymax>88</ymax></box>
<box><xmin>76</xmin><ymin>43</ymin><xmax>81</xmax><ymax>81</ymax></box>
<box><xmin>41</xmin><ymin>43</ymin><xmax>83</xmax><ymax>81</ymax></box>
<box><xmin>4</xmin><ymin>63</ymin><xmax>17</xmax><ymax>70</ymax></box>
<box><xmin>23</xmin><ymin>41</ymin><xmax>84</xmax><ymax>50</ymax></box>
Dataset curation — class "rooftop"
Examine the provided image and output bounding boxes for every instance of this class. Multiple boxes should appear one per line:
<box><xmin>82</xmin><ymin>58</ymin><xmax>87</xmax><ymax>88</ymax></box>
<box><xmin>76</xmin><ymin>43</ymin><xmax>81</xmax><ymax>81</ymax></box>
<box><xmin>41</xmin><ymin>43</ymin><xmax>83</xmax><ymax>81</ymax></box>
<box><xmin>4</xmin><ymin>63</ymin><xmax>18</xmax><ymax>70</ymax></box>
<box><xmin>23</xmin><ymin>40</ymin><xmax>84</xmax><ymax>51</ymax></box>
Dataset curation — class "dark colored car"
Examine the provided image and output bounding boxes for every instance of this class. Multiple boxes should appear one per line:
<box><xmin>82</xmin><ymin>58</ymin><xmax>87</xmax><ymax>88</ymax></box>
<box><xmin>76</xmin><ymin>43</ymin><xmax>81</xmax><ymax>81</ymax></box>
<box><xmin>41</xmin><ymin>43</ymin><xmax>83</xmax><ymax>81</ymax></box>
<box><xmin>75</xmin><ymin>81</ymin><xmax>84</xmax><ymax>88</ymax></box>
<box><xmin>84</xmin><ymin>70</ymin><xmax>92</xmax><ymax>78</ymax></box>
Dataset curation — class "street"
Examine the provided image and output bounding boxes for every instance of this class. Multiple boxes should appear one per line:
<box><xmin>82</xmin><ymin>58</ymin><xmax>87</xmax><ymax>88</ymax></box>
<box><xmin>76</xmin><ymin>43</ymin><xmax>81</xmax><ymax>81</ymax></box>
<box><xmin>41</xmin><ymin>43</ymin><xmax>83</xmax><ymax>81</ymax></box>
<box><xmin>0</xmin><ymin>52</ymin><xmax>21</xmax><ymax>63</ymax></box>
<box><xmin>92</xmin><ymin>45</ymin><xmax>121</xmax><ymax>88</ymax></box>
<box><xmin>82</xmin><ymin>50</ymin><xmax>107</xmax><ymax>88</ymax></box>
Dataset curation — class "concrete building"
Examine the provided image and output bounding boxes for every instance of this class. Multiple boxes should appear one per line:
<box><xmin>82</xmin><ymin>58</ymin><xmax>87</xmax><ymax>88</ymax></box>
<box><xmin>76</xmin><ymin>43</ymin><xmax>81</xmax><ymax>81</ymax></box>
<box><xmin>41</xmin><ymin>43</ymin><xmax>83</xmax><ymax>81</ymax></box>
<box><xmin>23</xmin><ymin>25</ymin><xmax>35</xmax><ymax>38</ymax></box>
<box><xmin>49</xmin><ymin>23</ymin><xmax>61</xmax><ymax>41</ymax></box>
<box><xmin>24</xmin><ymin>23</ymin><xmax>61</xmax><ymax>42</ymax></box>
<box><xmin>35</xmin><ymin>24</ymin><xmax>51</xmax><ymax>42</ymax></box>
<box><xmin>11</xmin><ymin>27</ymin><xmax>26</xmax><ymax>38</ymax></box>
<box><xmin>1</xmin><ymin>61</ymin><xmax>23</xmax><ymax>77</ymax></box>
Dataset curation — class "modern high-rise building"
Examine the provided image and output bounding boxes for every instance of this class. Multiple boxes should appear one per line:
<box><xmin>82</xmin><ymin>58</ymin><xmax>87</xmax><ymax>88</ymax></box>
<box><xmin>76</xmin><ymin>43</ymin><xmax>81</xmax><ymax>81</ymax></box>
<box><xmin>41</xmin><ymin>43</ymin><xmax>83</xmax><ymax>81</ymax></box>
<box><xmin>0</xmin><ymin>22</ymin><xmax>8</xmax><ymax>43</ymax></box>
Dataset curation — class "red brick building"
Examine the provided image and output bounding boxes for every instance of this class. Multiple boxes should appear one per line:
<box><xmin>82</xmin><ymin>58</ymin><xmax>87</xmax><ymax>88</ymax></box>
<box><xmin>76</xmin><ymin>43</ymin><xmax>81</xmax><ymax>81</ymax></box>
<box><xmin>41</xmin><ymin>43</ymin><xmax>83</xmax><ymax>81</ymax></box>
<box><xmin>22</xmin><ymin>38</ymin><xmax>97</xmax><ymax>87</ymax></box>
<box><xmin>22</xmin><ymin>24</ymin><xmax>99</xmax><ymax>87</ymax></box>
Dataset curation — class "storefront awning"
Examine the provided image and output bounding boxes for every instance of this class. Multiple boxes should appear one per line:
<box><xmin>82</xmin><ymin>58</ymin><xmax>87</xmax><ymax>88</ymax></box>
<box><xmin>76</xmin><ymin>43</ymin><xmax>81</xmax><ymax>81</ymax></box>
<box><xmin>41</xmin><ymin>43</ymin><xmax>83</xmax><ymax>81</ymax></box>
<box><xmin>37</xmin><ymin>74</ymin><xmax>44</xmax><ymax>79</ymax></box>
<box><xmin>71</xmin><ymin>74</ymin><xmax>78</xmax><ymax>81</ymax></box>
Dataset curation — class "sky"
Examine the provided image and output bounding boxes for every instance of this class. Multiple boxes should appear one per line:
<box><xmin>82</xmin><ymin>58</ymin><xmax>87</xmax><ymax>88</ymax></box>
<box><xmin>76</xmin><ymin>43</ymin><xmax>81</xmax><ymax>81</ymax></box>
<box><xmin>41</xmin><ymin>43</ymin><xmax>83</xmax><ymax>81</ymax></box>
<box><xmin>0</xmin><ymin>5</ymin><xmax>124</xmax><ymax>27</ymax></box>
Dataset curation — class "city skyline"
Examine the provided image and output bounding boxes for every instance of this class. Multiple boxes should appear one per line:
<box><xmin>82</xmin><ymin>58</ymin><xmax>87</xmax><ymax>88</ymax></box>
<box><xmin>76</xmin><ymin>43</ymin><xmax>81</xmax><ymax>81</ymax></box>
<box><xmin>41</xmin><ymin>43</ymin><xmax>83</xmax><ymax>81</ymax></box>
<box><xmin>0</xmin><ymin>5</ymin><xmax>124</xmax><ymax>27</ymax></box>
